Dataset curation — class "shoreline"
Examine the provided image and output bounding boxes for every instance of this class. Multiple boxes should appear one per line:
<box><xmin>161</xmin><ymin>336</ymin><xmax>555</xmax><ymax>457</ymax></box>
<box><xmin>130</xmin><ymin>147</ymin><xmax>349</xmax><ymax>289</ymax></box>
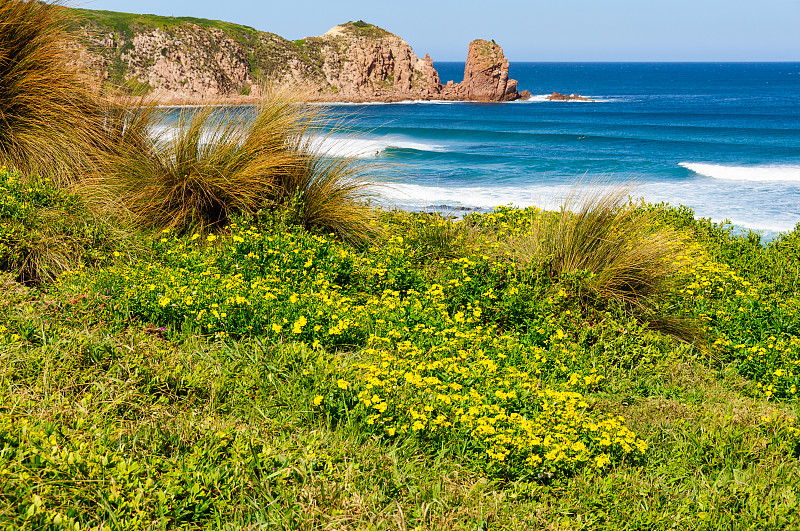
<box><xmin>140</xmin><ymin>88</ymin><xmax>531</xmax><ymax>106</ymax></box>
<box><xmin>148</xmin><ymin>94</ymin><xmax>513</xmax><ymax>106</ymax></box>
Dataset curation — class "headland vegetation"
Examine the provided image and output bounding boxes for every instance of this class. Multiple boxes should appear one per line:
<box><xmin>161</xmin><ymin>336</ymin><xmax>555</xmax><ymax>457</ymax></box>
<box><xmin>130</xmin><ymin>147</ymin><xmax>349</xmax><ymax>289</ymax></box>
<box><xmin>2</xmin><ymin>1</ymin><xmax>800</xmax><ymax>529</ymax></box>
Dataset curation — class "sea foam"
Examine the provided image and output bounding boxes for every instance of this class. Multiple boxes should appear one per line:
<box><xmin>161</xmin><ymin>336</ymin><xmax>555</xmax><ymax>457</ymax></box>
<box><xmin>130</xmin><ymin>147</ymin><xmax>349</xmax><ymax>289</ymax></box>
<box><xmin>378</xmin><ymin>182</ymin><xmax>620</xmax><ymax>211</ymax></box>
<box><xmin>312</xmin><ymin>99</ymin><xmax>455</xmax><ymax>106</ymax></box>
<box><xmin>310</xmin><ymin>135</ymin><xmax>449</xmax><ymax>158</ymax></box>
<box><xmin>681</xmin><ymin>163</ymin><xmax>800</xmax><ymax>183</ymax></box>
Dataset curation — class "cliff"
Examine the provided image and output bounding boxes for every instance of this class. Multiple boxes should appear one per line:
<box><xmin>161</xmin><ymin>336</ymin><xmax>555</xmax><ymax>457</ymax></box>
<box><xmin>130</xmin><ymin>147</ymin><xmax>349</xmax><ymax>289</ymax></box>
<box><xmin>262</xmin><ymin>21</ymin><xmax>444</xmax><ymax>101</ymax></box>
<box><xmin>71</xmin><ymin>9</ymin><xmax>522</xmax><ymax>103</ymax></box>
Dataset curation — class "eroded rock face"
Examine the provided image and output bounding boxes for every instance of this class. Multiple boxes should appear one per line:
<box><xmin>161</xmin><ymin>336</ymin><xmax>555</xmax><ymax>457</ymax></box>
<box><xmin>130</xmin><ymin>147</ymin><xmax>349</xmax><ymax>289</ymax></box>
<box><xmin>444</xmin><ymin>39</ymin><xmax>520</xmax><ymax>102</ymax></box>
<box><xmin>75</xmin><ymin>13</ymin><xmax>524</xmax><ymax>103</ymax></box>
<box><xmin>80</xmin><ymin>23</ymin><xmax>261</xmax><ymax>102</ymax></box>
<box><xmin>271</xmin><ymin>22</ymin><xmax>443</xmax><ymax>100</ymax></box>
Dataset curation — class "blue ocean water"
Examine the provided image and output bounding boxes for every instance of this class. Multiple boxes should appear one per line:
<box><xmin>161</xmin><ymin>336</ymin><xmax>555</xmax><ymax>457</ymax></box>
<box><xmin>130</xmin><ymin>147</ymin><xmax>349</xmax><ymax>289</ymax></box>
<box><xmin>318</xmin><ymin>63</ymin><xmax>800</xmax><ymax>239</ymax></box>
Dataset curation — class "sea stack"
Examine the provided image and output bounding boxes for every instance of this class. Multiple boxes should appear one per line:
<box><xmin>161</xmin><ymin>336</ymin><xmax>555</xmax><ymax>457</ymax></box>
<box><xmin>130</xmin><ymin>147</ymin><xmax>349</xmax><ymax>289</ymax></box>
<box><xmin>444</xmin><ymin>39</ymin><xmax>520</xmax><ymax>102</ymax></box>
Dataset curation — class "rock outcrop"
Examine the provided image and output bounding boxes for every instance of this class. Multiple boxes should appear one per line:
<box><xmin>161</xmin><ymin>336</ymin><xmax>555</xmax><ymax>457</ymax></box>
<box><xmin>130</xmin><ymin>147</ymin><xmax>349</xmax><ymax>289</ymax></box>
<box><xmin>546</xmin><ymin>92</ymin><xmax>593</xmax><ymax>101</ymax></box>
<box><xmin>441</xmin><ymin>39</ymin><xmax>520</xmax><ymax>102</ymax></box>
<box><xmin>77</xmin><ymin>12</ymin><xmax>264</xmax><ymax>102</ymax></box>
<box><xmin>276</xmin><ymin>21</ymin><xmax>443</xmax><ymax>100</ymax></box>
<box><xmin>72</xmin><ymin>10</ymin><xmax>524</xmax><ymax>103</ymax></box>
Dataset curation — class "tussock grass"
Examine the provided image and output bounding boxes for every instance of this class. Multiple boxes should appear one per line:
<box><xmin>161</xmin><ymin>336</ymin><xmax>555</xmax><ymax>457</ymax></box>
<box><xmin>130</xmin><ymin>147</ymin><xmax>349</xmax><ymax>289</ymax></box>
<box><xmin>93</xmin><ymin>92</ymin><xmax>378</xmax><ymax>242</ymax></box>
<box><xmin>0</xmin><ymin>0</ymin><xmax>104</xmax><ymax>183</ymax></box>
<box><xmin>275</xmin><ymin>146</ymin><xmax>379</xmax><ymax>245</ymax></box>
<box><xmin>98</xmin><ymin>102</ymin><xmax>288</xmax><ymax>232</ymax></box>
<box><xmin>506</xmin><ymin>187</ymin><xmax>698</xmax><ymax>338</ymax></box>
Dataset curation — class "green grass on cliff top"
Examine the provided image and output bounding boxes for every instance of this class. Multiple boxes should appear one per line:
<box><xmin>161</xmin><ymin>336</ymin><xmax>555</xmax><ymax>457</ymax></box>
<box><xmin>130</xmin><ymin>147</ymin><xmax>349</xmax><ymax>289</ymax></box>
<box><xmin>338</xmin><ymin>20</ymin><xmax>392</xmax><ymax>38</ymax></box>
<box><xmin>71</xmin><ymin>8</ymin><xmax>394</xmax><ymax>41</ymax></box>
<box><xmin>70</xmin><ymin>8</ymin><xmax>261</xmax><ymax>36</ymax></box>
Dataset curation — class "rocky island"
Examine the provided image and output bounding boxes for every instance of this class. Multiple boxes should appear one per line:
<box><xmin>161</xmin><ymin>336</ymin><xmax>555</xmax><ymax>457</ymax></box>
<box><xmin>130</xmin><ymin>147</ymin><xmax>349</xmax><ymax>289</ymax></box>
<box><xmin>72</xmin><ymin>10</ymin><xmax>526</xmax><ymax>104</ymax></box>
<box><xmin>546</xmin><ymin>92</ymin><xmax>594</xmax><ymax>102</ymax></box>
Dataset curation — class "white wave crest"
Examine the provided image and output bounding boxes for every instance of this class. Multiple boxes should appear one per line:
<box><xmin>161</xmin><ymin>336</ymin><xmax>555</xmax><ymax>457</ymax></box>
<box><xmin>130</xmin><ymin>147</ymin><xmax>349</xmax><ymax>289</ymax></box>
<box><xmin>312</xmin><ymin>99</ymin><xmax>456</xmax><ymax>106</ymax></box>
<box><xmin>377</xmin><ymin>182</ymin><xmax>621</xmax><ymax>210</ymax></box>
<box><xmin>379</xmin><ymin>181</ymin><xmax>798</xmax><ymax>237</ymax></box>
<box><xmin>724</xmin><ymin>217</ymin><xmax>795</xmax><ymax>234</ymax></box>
<box><xmin>310</xmin><ymin>135</ymin><xmax>449</xmax><ymax>159</ymax></box>
<box><xmin>681</xmin><ymin>162</ymin><xmax>800</xmax><ymax>183</ymax></box>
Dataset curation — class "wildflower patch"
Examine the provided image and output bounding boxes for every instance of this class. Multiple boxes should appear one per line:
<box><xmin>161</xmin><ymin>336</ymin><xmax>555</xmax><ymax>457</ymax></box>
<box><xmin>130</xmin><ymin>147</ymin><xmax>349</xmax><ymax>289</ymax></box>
<box><xmin>61</xmin><ymin>216</ymin><xmax>653</xmax><ymax>480</ymax></box>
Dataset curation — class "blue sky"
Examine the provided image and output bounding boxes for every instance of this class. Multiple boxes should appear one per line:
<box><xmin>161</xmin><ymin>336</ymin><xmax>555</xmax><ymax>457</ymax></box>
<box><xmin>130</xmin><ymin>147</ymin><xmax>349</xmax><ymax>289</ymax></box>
<box><xmin>78</xmin><ymin>0</ymin><xmax>800</xmax><ymax>62</ymax></box>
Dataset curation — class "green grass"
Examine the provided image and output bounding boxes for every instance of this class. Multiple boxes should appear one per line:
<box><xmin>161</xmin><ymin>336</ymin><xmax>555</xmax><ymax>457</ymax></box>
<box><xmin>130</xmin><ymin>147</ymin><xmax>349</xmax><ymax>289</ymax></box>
<box><xmin>339</xmin><ymin>20</ymin><xmax>392</xmax><ymax>39</ymax></box>
<box><xmin>3</xmin><ymin>188</ymin><xmax>800</xmax><ymax>528</ymax></box>
<box><xmin>70</xmin><ymin>8</ymin><xmax>260</xmax><ymax>37</ymax></box>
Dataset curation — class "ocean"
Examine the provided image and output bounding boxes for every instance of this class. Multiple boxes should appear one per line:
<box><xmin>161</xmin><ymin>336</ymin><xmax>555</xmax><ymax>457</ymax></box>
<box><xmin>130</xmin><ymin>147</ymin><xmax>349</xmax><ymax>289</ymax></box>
<box><xmin>317</xmin><ymin>62</ymin><xmax>800</xmax><ymax>240</ymax></box>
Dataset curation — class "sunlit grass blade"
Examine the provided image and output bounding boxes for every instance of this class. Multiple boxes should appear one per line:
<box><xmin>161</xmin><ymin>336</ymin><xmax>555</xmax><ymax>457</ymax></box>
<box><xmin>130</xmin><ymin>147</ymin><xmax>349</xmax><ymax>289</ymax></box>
<box><xmin>0</xmin><ymin>0</ymin><xmax>106</xmax><ymax>184</ymax></box>
<box><xmin>506</xmin><ymin>186</ymin><xmax>701</xmax><ymax>339</ymax></box>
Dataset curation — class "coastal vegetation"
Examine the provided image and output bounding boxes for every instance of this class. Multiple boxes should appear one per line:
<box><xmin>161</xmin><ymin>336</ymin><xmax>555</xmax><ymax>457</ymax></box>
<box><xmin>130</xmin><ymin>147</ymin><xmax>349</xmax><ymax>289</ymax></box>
<box><xmin>3</xmin><ymin>1</ymin><xmax>800</xmax><ymax>529</ymax></box>
<box><xmin>0</xmin><ymin>0</ymin><xmax>106</xmax><ymax>184</ymax></box>
<box><xmin>90</xmin><ymin>97</ymin><xmax>376</xmax><ymax>242</ymax></box>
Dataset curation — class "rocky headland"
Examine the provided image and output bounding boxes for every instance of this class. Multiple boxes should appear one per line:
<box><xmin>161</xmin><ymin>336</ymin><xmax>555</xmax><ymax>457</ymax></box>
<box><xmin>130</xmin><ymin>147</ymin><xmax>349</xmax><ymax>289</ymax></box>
<box><xmin>71</xmin><ymin>9</ymin><xmax>526</xmax><ymax>104</ymax></box>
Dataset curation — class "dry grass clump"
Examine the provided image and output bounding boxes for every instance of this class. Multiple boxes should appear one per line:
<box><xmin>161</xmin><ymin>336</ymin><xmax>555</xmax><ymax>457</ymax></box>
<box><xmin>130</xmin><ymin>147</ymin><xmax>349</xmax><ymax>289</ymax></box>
<box><xmin>94</xmin><ymin>93</ymin><xmax>378</xmax><ymax>242</ymax></box>
<box><xmin>99</xmin><ymin>102</ymin><xmax>294</xmax><ymax>232</ymax></box>
<box><xmin>506</xmin><ymin>187</ymin><xmax>698</xmax><ymax>337</ymax></box>
<box><xmin>275</xmin><ymin>148</ymin><xmax>379</xmax><ymax>245</ymax></box>
<box><xmin>0</xmin><ymin>0</ymin><xmax>104</xmax><ymax>183</ymax></box>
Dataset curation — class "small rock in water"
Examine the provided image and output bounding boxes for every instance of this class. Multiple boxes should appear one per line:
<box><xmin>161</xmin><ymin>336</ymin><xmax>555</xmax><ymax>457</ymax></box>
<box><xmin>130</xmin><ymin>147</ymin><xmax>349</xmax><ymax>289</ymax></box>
<box><xmin>546</xmin><ymin>92</ymin><xmax>593</xmax><ymax>101</ymax></box>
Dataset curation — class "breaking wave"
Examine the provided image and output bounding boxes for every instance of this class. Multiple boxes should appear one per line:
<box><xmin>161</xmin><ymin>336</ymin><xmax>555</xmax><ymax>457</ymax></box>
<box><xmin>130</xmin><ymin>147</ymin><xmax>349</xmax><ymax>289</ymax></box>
<box><xmin>521</xmin><ymin>94</ymin><xmax>616</xmax><ymax>103</ymax></box>
<box><xmin>681</xmin><ymin>162</ymin><xmax>800</xmax><ymax>183</ymax></box>
<box><xmin>310</xmin><ymin>135</ymin><xmax>449</xmax><ymax>158</ymax></box>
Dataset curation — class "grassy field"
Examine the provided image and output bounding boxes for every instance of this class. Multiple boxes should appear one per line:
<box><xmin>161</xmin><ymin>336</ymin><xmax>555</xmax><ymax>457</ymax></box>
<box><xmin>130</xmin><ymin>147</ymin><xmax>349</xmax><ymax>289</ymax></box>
<box><xmin>3</xmin><ymin>168</ymin><xmax>800</xmax><ymax>529</ymax></box>
<box><xmin>3</xmin><ymin>1</ymin><xmax>800</xmax><ymax>527</ymax></box>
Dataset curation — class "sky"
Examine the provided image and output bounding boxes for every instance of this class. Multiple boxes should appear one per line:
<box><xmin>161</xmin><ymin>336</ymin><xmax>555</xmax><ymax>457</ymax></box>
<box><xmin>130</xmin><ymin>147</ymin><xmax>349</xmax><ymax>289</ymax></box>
<box><xmin>77</xmin><ymin>0</ymin><xmax>800</xmax><ymax>62</ymax></box>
